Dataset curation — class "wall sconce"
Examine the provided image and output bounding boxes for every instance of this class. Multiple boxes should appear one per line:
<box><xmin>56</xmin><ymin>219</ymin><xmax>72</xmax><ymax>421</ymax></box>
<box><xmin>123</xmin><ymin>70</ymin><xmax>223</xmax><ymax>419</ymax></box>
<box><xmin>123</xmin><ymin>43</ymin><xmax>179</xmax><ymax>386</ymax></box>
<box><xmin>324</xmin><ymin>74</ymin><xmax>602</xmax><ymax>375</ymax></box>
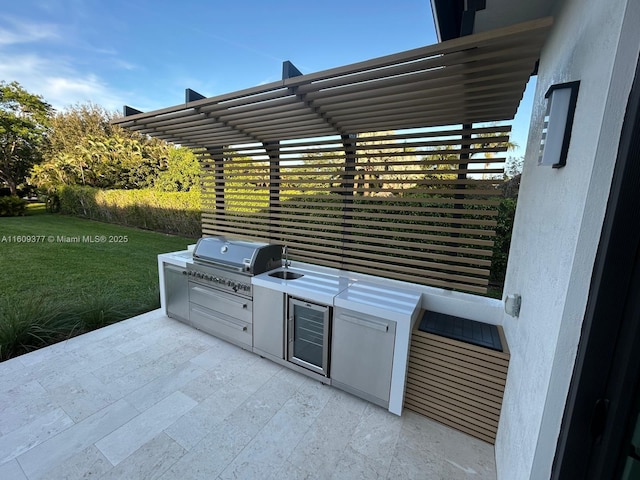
<box><xmin>538</xmin><ymin>81</ymin><xmax>580</xmax><ymax>168</ymax></box>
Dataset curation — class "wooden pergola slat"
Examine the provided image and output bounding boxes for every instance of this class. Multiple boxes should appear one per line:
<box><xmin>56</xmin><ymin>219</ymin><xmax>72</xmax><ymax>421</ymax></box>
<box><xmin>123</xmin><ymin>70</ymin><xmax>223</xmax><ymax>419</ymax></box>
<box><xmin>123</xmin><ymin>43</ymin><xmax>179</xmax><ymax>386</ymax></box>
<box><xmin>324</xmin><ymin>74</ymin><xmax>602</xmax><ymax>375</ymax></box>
<box><xmin>112</xmin><ymin>17</ymin><xmax>552</xmax><ymax>148</ymax></box>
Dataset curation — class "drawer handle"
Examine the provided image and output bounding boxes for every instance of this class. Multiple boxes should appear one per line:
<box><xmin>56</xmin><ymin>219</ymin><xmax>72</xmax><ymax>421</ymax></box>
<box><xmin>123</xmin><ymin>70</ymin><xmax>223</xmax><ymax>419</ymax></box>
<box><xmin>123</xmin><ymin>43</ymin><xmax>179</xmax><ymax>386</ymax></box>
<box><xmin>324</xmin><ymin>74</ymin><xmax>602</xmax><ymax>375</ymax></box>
<box><xmin>191</xmin><ymin>307</ymin><xmax>248</xmax><ymax>331</ymax></box>
<box><xmin>191</xmin><ymin>286</ymin><xmax>248</xmax><ymax>308</ymax></box>
<box><xmin>341</xmin><ymin>314</ymin><xmax>389</xmax><ymax>332</ymax></box>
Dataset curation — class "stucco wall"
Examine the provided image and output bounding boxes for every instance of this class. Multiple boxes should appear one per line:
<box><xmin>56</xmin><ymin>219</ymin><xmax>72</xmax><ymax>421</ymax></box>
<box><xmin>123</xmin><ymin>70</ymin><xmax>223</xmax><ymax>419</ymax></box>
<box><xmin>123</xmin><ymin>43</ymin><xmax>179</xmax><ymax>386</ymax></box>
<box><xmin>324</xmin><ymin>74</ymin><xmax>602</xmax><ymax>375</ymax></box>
<box><xmin>495</xmin><ymin>0</ymin><xmax>640</xmax><ymax>478</ymax></box>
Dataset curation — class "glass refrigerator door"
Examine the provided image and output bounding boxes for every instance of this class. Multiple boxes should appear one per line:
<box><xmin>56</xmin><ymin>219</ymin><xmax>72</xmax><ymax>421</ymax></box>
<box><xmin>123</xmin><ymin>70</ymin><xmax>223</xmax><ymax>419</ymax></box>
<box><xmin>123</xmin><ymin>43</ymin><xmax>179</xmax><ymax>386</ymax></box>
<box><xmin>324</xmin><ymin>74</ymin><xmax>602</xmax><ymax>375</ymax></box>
<box><xmin>288</xmin><ymin>298</ymin><xmax>330</xmax><ymax>376</ymax></box>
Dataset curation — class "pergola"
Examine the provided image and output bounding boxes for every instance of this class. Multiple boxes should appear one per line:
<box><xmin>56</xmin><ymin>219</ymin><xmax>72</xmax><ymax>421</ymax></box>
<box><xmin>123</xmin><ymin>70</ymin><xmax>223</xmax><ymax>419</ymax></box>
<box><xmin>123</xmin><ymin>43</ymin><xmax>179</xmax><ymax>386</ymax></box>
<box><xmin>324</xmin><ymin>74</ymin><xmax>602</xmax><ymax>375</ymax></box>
<box><xmin>113</xmin><ymin>18</ymin><xmax>551</xmax><ymax>293</ymax></box>
<box><xmin>113</xmin><ymin>18</ymin><xmax>550</xmax><ymax>148</ymax></box>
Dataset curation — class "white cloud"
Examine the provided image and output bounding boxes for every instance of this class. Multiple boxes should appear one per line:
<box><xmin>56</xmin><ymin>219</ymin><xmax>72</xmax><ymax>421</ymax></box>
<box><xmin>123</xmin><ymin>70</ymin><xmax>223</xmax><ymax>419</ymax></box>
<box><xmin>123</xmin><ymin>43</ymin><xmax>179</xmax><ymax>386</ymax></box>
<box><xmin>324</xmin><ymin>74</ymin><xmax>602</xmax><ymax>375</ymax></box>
<box><xmin>0</xmin><ymin>16</ymin><xmax>60</xmax><ymax>46</ymax></box>
<box><xmin>0</xmin><ymin>52</ymin><xmax>125</xmax><ymax>112</ymax></box>
<box><xmin>0</xmin><ymin>14</ymin><xmax>136</xmax><ymax>112</ymax></box>
<box><xmin>44</xmin><ymin>75</ymin><xmax>124</xmax><ymax>111</ymax></box>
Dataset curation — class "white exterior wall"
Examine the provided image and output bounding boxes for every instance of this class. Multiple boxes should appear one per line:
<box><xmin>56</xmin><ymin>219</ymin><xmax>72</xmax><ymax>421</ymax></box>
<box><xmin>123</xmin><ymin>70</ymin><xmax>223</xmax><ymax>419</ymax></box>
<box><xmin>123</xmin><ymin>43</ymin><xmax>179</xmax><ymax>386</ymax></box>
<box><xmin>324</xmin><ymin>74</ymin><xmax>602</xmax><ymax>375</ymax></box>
<box><xmin>495</xmin><ymin>0</ymin><xmax>640</xmax><ymax>479</ymax></box>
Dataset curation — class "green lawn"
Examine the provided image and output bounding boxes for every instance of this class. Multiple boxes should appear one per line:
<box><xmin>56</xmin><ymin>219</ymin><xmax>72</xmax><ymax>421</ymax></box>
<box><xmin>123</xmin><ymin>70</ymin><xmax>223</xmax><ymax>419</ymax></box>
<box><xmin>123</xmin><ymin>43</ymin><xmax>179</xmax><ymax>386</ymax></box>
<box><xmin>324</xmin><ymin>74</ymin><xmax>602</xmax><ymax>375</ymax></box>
<box><xmin>0</xmin><ymin>204</ymin><xmax>197</xmax><ymax>360</ymax></box>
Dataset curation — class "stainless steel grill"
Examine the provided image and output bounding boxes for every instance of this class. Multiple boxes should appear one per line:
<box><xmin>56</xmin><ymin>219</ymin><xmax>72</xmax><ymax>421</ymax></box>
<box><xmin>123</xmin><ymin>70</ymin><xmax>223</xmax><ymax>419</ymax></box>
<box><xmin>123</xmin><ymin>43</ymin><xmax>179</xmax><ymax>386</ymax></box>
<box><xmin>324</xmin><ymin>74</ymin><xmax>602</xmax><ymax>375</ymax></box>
<box><xmin>187</xmin><ymin>236</ymin><xmax>281</xmax><ymax>298</ymax></box>
<box><xmin>185</xmin><ymin>236</ymin><xmax>281</xmax><ymax>349</ymax></box>
<box><xmin>192</xmin><ymin>236</ymin><xmax>282</xmax><ymax>274</ymax></box>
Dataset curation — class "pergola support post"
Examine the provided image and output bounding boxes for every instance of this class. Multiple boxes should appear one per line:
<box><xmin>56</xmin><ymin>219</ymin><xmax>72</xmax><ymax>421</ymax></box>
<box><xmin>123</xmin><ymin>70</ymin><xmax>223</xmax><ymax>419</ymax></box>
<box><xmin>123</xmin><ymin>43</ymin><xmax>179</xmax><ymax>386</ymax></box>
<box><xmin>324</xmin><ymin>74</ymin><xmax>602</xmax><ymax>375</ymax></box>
<box><xmin>458</xmin><ymin>123</ymin><xmax>472</xmax><ymax>195</ymax></box>
<box><xmin>206</xmin><ymin>146</ymin><xmax>226</xmax><ymax>217</ymax></box>
<box><xmin>446</xmin><ymin>123</ymin><xmax>472</xmax><ymax>266</ymax></box>
<box><xmin>264</xmin><ymin>141</ymin><xmax>281</xmax><ymax>241</ymax></box>
<box><xmin>282</xmin><ymin>60</ymin><xmax>303</xmax><ymax>79</ymax></box>
<box><xmin>342</xmin><ymin>134</ymin><xmax>358</xmax><ymax>251</ymax></box>
<box><xmin>186</xmin><ymin>88</ymin><xmax>206</xmax><ymax>102</ymax></box>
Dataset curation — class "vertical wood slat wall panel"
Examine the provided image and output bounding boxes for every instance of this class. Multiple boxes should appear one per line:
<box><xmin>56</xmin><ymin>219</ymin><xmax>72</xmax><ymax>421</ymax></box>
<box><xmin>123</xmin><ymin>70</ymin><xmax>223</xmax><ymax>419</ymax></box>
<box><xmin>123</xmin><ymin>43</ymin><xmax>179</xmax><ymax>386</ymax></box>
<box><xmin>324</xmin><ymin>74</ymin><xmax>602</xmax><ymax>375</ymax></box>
<box><xmin>200</xmin><ymin>126</ymin><xmax>510</xmax><ymax>293</ymax></box>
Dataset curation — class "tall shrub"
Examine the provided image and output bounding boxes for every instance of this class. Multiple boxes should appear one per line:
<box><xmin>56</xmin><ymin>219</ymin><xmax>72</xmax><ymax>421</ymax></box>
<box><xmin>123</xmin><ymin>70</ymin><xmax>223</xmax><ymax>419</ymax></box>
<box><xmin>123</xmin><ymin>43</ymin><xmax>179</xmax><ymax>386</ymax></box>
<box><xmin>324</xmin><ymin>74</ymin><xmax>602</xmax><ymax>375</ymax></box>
<box><xmin>0</xmin><ymin>195</ymin><xmax>27</xmax><ymax>216</ymax></box>
<box><xmin>59</xmin><ymin>185</ymin><xmax>201</xmax><ymax>237</ymax></box>
<box><xmin>490</xmin><ymin>197</ymin><xmax>517</xmax><ymax>284</ymax></box>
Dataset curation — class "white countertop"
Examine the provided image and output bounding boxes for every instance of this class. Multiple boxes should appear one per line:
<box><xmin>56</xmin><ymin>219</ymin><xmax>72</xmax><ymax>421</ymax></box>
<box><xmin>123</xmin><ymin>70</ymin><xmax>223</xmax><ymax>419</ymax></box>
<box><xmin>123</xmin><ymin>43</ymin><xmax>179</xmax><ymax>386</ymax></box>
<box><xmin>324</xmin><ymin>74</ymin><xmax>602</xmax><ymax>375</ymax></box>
<box><xmin>252</xmin><ymin>266</ymin><xmax>352</xmax><ymax>306</ymax></box>
<box><xmin>158</xmin><ymin>249</ymin><xmax>193</xmax><ymax>268</ymax></box>
<box><xmin>253</xmin><ymin>265</ymin><xmax>422</xmax><ymax>322</ymax></box>
<box><xmin>160</xmin><ymin>251</ymin><xmax>423</xmax><ymax>321</ymax></box>
<box><xmin>334</xmin><ymin>280</ymin><xmax>422</xmax><ymax>320</ymax></box>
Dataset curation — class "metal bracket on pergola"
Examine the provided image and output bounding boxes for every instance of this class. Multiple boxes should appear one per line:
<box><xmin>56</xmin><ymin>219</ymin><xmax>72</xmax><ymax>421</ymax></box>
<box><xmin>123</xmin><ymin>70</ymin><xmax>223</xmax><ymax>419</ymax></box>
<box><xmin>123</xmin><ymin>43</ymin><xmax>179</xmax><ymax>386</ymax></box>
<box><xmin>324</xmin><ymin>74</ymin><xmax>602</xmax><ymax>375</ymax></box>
<box><xmin>114</xmin><ymin>17</ymin><xmax>552</xmax><ymax>151</ymax></box>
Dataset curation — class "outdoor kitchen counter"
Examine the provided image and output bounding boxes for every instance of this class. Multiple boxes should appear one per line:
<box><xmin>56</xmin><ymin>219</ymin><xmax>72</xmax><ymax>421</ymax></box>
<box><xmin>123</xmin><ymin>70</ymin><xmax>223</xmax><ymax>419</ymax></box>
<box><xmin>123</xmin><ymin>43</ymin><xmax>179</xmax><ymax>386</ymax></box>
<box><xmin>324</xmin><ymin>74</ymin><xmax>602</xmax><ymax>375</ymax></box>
<box><xmin>253</xmin><ymin>265</ymin><xmax>422</xmax><ymax>321</ymax></box>
<box><xmin>253</xmin><ymin>265</ymin><xmax>422</xmax><ymax>416</ymax></box>
<box><xmin>334</xmin><ymin>280</ymin><xmax>422</xmax><ymax>320</ymax></box>
<box><xmin>334</xmin><ymin>280</ymin><xmax>422</xmax><ymax>415</ymax></box>
<box><xmin>158</xmin><ymin>249</ymin><xmax>193</xmax><ymax>268</ymax></box>
<box><xmin>158</xmin><ymin>249</ymin><xmax>194</xmax><ymax>316</ymax></box>
<box><xmin>252</xmin><ymin>266</ymin><xmax>352</xmax><ymax>306</ymax></box>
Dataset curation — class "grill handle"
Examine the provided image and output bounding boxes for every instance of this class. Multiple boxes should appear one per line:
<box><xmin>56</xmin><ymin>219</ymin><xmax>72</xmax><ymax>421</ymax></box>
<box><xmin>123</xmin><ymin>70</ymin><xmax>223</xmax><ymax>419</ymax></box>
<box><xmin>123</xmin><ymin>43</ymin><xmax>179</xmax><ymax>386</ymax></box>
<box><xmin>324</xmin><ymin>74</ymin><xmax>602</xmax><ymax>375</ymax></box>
<box><xmin>190</xmin><ymin>306</ymin><xmax>248</xmax><ymax>331</ymax></box>
<box><xmin>190</xmin><ymin>286</ymin><xmax>248</xmax><ymax>309</ymax></box>
<box><xmin>340</xmin><ymin>314</ymin><xmax>389</xmax><ymax>332</ymax></box>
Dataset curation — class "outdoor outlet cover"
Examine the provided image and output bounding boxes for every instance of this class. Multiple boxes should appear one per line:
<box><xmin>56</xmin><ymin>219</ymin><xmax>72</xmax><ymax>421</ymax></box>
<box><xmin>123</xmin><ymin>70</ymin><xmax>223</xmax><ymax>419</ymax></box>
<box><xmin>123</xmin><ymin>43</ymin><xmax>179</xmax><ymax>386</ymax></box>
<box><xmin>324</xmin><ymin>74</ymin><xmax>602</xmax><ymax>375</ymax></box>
<box><xmin>505</xmin><ymin>294</ymin><xmax>522</xmax><ymax>317</ymax></box>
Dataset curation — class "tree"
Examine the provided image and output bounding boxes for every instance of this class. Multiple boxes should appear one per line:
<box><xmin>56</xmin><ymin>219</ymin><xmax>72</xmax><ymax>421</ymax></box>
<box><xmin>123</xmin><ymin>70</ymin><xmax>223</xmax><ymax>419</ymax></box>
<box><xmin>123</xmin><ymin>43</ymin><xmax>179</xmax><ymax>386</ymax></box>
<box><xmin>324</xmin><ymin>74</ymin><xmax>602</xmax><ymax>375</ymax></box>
<box><xmin>0</xmin><ymin>81</ymin><xmax>52</xmax><ymax>195</ymax></box>
<box><xmin>297</xmin><ymin>131</ymin><xmax>421</xmax><ymax>197</ymax></box>
<box><xmin>354</xmin><ymin>131</ymin><xmax>419</xmax><ymax>196</ymax></box>
<box><xmin>471</xmin><ymin>129</ymin><xmax>518</xmax><ymax>180</ymax></box>
<box><xmin>30</xmin><ymin>103</ymin><xmax>173</xmax><ymax>191</ymax></box>
<box><xmin>505</xmin><ymin>155</ymin><xmax>524</xmax><ymax>178</ymax></box>
<box><xmin>46</xmin><ymin>103</ymin><xmax>116</xmax><ymax>155</ymax></box>
<box><xmin>154</xmin><ymin>147</ymin><xmax>201</xmax><ymax>192</ymax></box>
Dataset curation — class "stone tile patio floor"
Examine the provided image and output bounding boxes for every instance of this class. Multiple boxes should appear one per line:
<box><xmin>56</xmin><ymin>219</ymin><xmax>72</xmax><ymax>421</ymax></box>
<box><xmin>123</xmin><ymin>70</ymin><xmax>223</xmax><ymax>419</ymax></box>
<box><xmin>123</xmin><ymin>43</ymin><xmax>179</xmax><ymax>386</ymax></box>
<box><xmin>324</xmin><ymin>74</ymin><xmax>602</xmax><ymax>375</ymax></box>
<box><xmin>0</xmin><ymin>309</ymin><xmax>496</xmax><ymax>480</ymax></box>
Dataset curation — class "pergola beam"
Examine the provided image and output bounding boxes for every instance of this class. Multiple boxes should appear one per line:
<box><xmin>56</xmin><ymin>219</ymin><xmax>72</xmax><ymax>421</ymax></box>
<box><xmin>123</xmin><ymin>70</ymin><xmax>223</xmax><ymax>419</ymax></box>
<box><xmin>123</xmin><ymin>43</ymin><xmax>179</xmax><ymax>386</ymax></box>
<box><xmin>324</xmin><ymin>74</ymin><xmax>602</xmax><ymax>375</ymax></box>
<box><xmin>113</xmin><ymin>17</ymin><xmax>552</xmax><ymax>148</ymax></box>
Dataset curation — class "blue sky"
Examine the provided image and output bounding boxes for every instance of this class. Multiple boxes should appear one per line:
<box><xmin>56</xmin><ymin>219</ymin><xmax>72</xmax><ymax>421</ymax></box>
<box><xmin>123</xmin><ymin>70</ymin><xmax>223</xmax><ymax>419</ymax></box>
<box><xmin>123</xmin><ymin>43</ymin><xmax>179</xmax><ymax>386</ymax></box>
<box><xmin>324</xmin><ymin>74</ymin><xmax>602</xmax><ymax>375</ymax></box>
<box><xmin>0</xmin><ymin>0</ymin><xmax>532</xmax><ymax>159</ymax></box>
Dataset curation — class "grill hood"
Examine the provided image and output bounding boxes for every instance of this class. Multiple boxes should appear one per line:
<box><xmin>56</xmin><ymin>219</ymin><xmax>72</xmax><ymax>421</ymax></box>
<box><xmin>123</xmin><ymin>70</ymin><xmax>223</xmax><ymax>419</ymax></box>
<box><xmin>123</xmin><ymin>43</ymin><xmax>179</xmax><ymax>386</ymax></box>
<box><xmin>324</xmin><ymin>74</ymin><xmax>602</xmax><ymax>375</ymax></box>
<box><xmin>192</xmin><ymin>236</ymin><xmax>281</xmax><ymax>274</ymax></box>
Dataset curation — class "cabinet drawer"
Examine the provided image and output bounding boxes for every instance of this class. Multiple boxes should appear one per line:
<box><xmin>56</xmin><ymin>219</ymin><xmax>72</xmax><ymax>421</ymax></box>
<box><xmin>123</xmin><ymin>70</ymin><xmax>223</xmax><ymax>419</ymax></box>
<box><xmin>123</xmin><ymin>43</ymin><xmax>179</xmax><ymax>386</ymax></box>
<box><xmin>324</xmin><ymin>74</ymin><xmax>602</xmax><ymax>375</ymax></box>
<box><xmin>188</xmin><ymin>283</ymin><xmax>252</xmax><ymax>324</ymax></box>
<box><xmin>189</xmin><ymin>304</ymin><xmax>252</xmax><ymax>349</ymax></box>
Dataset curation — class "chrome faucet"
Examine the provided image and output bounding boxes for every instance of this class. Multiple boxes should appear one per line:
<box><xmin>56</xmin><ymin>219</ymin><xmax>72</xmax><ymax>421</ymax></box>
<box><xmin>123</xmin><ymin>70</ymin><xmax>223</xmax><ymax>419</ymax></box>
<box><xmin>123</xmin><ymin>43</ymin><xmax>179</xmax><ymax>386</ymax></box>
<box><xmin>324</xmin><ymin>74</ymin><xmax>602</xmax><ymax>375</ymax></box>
<box><xmin>282</xmin><ymin>245</ymin><xmax>290</xmax><ymax>268</ymax></box>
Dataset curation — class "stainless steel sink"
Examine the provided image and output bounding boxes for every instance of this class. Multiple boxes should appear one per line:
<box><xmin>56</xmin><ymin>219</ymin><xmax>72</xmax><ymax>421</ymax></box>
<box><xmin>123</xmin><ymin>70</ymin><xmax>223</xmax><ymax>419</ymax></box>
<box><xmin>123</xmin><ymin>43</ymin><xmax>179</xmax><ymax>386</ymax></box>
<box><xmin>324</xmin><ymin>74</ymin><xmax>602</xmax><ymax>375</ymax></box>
<box><xmin>269</xmin><ymin>270</ymin><xmax>304</xmax><ymax>280</ymax></box>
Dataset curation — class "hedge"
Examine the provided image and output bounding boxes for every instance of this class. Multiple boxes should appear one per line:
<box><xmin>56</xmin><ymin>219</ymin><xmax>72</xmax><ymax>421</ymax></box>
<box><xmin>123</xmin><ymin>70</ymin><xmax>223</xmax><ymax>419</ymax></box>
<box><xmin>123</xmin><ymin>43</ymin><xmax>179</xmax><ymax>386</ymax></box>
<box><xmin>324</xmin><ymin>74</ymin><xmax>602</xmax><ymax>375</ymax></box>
<box><xmin>0</xmin><ymin>196</ymin><xmax>28</xmax><ymax>217</ymax></box>
<box><xmin>58</xmin><ymin>185</ymin><xmax>201</xmax><ymax>237</ymax></box>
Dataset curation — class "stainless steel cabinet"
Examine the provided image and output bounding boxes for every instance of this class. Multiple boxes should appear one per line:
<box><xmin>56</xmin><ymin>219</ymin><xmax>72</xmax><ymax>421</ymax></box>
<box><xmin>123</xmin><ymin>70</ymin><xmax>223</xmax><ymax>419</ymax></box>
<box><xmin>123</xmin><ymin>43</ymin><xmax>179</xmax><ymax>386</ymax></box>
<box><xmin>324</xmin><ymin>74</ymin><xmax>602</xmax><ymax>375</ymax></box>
<box><xmin>253</xmin><ymin>285</ymin><xmax>286</xmax><ymax>359</ymax></box>
<box><xmin>330</xmin><ymin>307</ymin><xmax>397</xmax><ymax>408</ymax></box>
<box><xmin>188</xmin><ymin>282</ymin><xmax>253</xmax><ymax>350</ymax></box>
<box><xmin>163</xmin><ymin>264</ymin><xmax>189</xmax><ymax>323</ymax></box>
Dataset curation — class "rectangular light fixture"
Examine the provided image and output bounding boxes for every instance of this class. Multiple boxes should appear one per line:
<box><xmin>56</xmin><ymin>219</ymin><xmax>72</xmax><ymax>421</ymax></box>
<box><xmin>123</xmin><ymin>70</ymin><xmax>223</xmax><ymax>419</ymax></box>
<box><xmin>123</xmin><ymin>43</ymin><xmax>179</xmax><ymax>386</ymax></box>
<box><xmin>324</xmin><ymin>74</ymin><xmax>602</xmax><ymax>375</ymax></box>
<box><xmin>538</xmin><ymin>81</ymin><xmax>580</xmax><ymax>168</ymax></box>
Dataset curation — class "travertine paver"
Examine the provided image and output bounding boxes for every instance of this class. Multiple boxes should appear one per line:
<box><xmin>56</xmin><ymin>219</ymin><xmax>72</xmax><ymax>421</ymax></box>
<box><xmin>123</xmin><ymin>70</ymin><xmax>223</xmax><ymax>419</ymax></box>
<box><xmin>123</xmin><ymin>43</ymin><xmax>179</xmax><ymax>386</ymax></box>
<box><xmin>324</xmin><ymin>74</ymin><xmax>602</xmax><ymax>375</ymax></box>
<box><xmin>0</xmin><ymin>309</ymin><xmax>497</xmax><ymax>480</ymax></box>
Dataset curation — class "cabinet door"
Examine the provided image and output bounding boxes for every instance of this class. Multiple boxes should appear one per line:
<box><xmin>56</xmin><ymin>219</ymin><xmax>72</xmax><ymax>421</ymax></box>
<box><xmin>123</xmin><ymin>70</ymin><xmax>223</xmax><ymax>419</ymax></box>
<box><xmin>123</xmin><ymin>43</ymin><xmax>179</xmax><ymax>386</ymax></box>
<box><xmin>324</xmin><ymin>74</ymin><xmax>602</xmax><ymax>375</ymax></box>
<box><xmin>331</xmin><ymin>308</ymin><xmax>396</xmax><ymax>408</ymax></box>
<box><xmin>163</xmin><ymin>264</ymin><xmax>189</xmax><ymax>323</ymax></box>
<box><xmin>252</xmin><ymin>286</ymin><xmax>285</xmax><ymax>358</ymax></box>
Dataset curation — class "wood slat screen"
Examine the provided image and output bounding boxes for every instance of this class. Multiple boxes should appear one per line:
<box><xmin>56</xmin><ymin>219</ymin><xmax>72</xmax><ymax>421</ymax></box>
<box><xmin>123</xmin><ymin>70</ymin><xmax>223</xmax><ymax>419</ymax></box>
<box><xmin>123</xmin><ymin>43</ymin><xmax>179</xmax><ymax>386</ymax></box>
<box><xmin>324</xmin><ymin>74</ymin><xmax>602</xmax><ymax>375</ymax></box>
<box><xmin>199</xmin><ymin>125</ymin><xmax>510</xmax><ymax>294</ymax></box>
<box><xmin>404</xmin><ymin>325</ymin><xmax>510</xmax><ymax>444</ymax></box>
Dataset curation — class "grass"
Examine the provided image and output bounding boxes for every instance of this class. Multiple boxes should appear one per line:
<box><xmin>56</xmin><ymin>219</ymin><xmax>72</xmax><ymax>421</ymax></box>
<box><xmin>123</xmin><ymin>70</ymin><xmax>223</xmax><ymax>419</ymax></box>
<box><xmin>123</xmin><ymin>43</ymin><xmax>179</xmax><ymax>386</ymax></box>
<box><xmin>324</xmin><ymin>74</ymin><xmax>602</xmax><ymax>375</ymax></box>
<box><xmin>0</xmin><ymin>204</ymin><xmax>196</xmax><ymax>360</ymax></box>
